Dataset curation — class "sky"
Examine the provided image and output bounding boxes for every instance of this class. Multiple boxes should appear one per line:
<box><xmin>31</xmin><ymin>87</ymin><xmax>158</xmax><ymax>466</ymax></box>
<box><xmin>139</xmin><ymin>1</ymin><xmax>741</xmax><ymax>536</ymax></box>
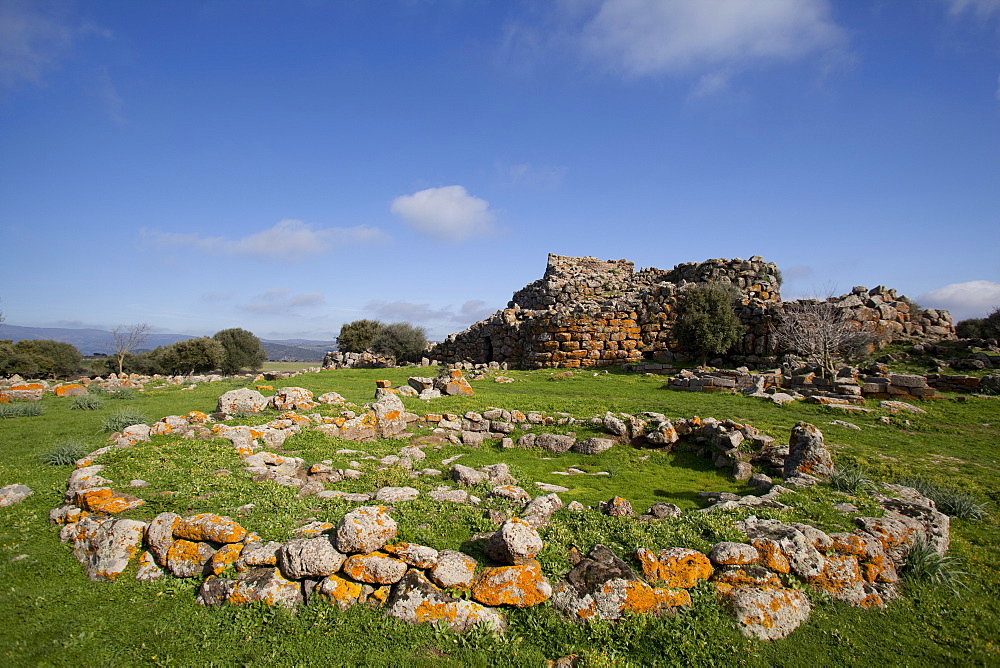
<box><xmin>1</xmin><ymin>0</ymin><xmax>999</xmax><ymax>342</ymax></box>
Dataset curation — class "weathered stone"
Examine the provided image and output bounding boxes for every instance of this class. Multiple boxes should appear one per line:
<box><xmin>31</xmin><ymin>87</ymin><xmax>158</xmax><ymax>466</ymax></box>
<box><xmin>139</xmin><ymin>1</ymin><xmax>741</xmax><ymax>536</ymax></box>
<box><xmin>336</xmin><ymin>506</ymin><xmax>398</xmax><ymax>554</ymax></box>
<box><xmin>383</xmin><ymin>542</ymin><xmax>439</xmax><ymax>569</ymax></box>
<box><xmin>571</xmin><ymin>437</ymin><xmax>615</xmax><ymax>455</ymax></box>
<box><xmin>277</xmin><ymin>537</ymin><xmax>346</xmax><ymax>580</ymax></box>
<box><xmin>228</xmin><ymin>567</ymin><xmax>303</xmax><ymax>608</ymax></box>
<box><xmin>217</xmin><ymin>388</ymin><xmax>269</xmax><ymax>414</ymax></box>
<box><xmin>315</xmin><ymin>573</ymin><xmax>366</xmax><ymax>609</ymax></box>
<box><xmin>74</xmin><ymin>487</ymin><xmax>144</xmax><ymax>514</ymax></box>
<box><xmin>709</xmin><ymin>542</ymin><xmax>760</xmax><ymax>566</ymax></box>
<box><xmin>645</xmin><ymin>502</ymin><xmax>682</xmax><ymax>519</ymax></box>
<box><xmin>783</xmin><ymin>422</ymin><xmax>835</xmax><ymax>478</ymax></box>
<box><xmin>387</xmin><ymin>570</ymin><xmax>505</xmax><ymax>633</ymax></box>
<box><xmin>0</xmin><ymin>484</ymin><xmax>33</xmax><ymax>507</ymax></box>
<box><xmin>536</xmin><ymin>433</ymin><xmax>576</xmax><ymax>453</ymax></box>
<box><xmin>451</xmin><ymin>464</ymin><xmax>487</xmax><ymax>486</ymax></box>
<box><xmin>270</xmin><ymin>387</ymin><xmax>317</xmax><ymax>411</ymax></box>
<box><xmin>488</xmin><ymin>485</ymin><xmax>532</xmax><ymax>504</ymax></box>
<box><xmin>374</xmin><ymin>486</ymin><xmax>420</xmax><ymax>503</ymax></box>
<box><xmin>600</xmin><ymin>496</ymin><xmax>633</xmax><ymax>517</ymax></box>
<box><xmin>166</xmin><ymin>539</ymin><xmax>216</xmax><ymax>578</ymax></box>
<box><xmin>342</xmin><ymin>552</ymin><xmax>408</xmax><ymax>584</ymax></box>
<box><xmin>472</xmin><ymin>560</ymin><xmax>552</xmax><ymax>607</ymax></box>
<box><xmin>235</xmin><ymin>540</ymin><xmax>282</xmax><ymax>571</ymax></box>
<box><xmin>721</xmin><ymin>586</ymin><xmax>811</xmax><ymax>641</ymax></box>
<box><xmin>428</xmin><ymin>549</ymin><xmax>478</xmax><ymax>589</ymax></box>
<box><xmin>485</xmin><ymin>518</ymin><xmax>544</xmax><ymax>565</ymax></box>
<box><xmin>72</xmin><ymin>517</ymin><xmax>147</xmax><ymax>580</ymax></box>
<box><xmin>196</xmin><ymin>576</ymin><xmax>236</xmax><ymax>606</ymax></box>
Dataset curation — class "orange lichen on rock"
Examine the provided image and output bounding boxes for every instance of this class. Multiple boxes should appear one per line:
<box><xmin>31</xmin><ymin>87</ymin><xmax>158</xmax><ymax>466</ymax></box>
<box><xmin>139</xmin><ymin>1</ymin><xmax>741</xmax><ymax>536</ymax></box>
<box><xmin>186</xmin><ymin>411</ymin><xmax>209</xmax><ymax>424</ymax></box>
<box><xmin>208</xmin><ymin>543</ymin><xmax>244</xmax><ymax>575</ymax></box>
<box><xmin>654</xmin><ymin>548</ymin><xmax>713</xmax><ymax>588</ymax></box>
<box><xmin>54</xmin><ymin>384</ymin><xmax>87</xmax><ymax>397</ymax></box>
<box><xmin>316</xmin><ymin>574</ymin><xmax>365</xmax><ymax>609</ymax></box>
<box><xmin>635</xmin><ymin>547</ymin><xmax>660</xmax><ymax>580</ymax></box>
<box><xmin>750</xmin><ymin>539</ymin><xmax>791</xmax><ymax>574</ymax></box>
<box><xmin>471</xmin><ymin>561</ymin><xmax>552</xmax><ymax>607</ymax></box>
<box><xmin>342</xmin><ymin>552</ymin><xmax>408</xmax><ymax>584</ymax></box>
<box><xmin>74</xmin><ymin>487</ymin><xmax>145</xmax><ymax>514</ymax></box>
<box><xmin>174</xmin><ymin>513</ymin><xmax>248</xmax><ymax>544</ymax></box>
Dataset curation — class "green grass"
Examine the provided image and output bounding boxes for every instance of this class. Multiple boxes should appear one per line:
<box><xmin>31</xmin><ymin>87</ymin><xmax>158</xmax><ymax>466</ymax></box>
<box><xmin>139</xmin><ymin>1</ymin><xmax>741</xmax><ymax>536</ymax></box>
<box><xmin>1</xmin><ymin>367</ymin><xmax>999</xmax><ymax>666</ymax></box>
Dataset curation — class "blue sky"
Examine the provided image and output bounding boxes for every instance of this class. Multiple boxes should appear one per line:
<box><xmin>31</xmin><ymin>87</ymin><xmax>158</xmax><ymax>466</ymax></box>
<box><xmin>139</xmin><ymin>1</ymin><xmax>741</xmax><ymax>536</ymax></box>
<box><xmin>1</xmin><ymin>0</ymin><xmax>998</xmax><ymax>341</ymax></box>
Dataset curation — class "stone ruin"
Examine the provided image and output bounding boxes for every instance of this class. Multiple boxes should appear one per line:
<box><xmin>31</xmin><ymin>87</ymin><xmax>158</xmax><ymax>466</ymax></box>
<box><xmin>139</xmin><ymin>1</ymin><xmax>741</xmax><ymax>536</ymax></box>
<box><xmin>427</xmin><ymin>253</ymin><xmax>955</xmax><ymax>369</ymax></box>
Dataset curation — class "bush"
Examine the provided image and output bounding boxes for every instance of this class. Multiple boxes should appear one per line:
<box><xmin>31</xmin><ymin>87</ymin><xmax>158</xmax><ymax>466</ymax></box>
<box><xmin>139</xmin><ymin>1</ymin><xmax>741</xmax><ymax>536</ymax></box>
<box><xmin>902</xmin><ymin>536</ymin><xmax>967</xmax><ymax>595</ymax></box>
<box><xmin>955</xmin><ymin>318</ymin><xmax>984</xmax><ymax>339</ymax></box>
<box><xmin>213</xmin><ymin>328</ymin><xmax>267</xmax><ymax>375</ymax></box>
<box><xmin>0</xmin><ymin>339</ymin><xmax>82</xmax><ymax>378</ymax></box>
<box><xmin>898</xmin><ymin>477</ymin><xmax>987</xmax><ymax>520</ymax></box>
<box><xmin>159</xmin><ymin>337</ymin><xmax>224</xmax><ymax>375</ymax></box>
<box><xmin>0</xmin><ymin>402</ymin><xmax>43</xmax><ymax>418</ymax></box>
<box><xmin>337</xmin><ymin>319</ymin><xmax>385</xmax><ymax>353</ymax></box>
<box><xmin>371</xmin><ymin>322</ymin><xmax>428</xmax><ymax>363</ymax></box>
<box><xmin>102</xmin><ymin>409</ymin><xmax>147</xmax><ymax>433</ymax></box>
<box><xmin>39</xmin><ymin>441</ymin><xmax>89</xmax><ymax>466</ymax></box>
<box><xmin>70</xmin><ymin>394</ymin><xmax>104</xmax><ymax>410</ymax></box>
<box><xmin>107</xmin><ymin>388</ymin><xmax>137</xmax><ymax>400</ymax></box>
<box><xmin>673</xmin><ymin>283</ymin><xmax>744</xmax><ymax>365</ymax></box>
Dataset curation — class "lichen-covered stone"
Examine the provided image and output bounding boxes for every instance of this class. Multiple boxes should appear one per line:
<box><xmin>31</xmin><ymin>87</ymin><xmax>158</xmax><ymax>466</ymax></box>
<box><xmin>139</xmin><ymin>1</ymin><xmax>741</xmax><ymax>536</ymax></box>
<box><xmin>0</xmin><ymin>483</ymin><xmax>33</xmax><ymax>507</ymax></box>
<box><xmin>174</xmin><ymin>513</ymin><xmax>247</xmax><ymax>544</ymax></box>
<box><xmin>383</xmin><ymin>543</ymin><xmax>439</xmax><ymax>570</ymax></box>
<box><xmin>315</xmin><ymin>574</ymin><xmax>366</xmax><ymax>609</ymax></box>
<box><xmin>146</xmin><ymin>512</ymin><xmax>181</xmax><ymax>566</ymax></box>
<box><xmin>709</xmin><ymin>542</ymin><xmax>760</xmax><ymax>566</ymax></box>
<box><xmin>207</xmin><ymin>543</ymin><xmax>244</xmax><ymax>576</ymax></box>
<box><xmin>217</xmin><ymin>388</ymin><xmax>269</xmax><ymax>414</ymax></box>
<box><xmin>783</xmin><ymin>422</ymin><xmax>835</xmax><ymax>478</ymax></box>
<box><xmin>387</xmin><ymin>570</ymin><xmax>505</xmax><ymax>633</ymax></box>
<box><xmin>228</xmin><ymin>567</ymin><xmax>303</xmax><ymax>608</ymax></box>
<box><xmin>71</xmin><ymin>517</ymin><xmax>147</xmax><ymax>581</ymax></box>
<box><xmin>74</xmin><ymin>487</ymin><xmax>144</xmax><ymax>514</ymax></box>
<box><xmin>235</xmin><ymin>540</ymin><xmax>282</xmax><ymax>571</ymax></box>
<box><xmin>341</xmin><ymin>552</ymin><xmax>408</xmax><ymax>585</ymax></box>
<box><xmin>652</xmin><ymin>548</ymin><xmax>713</xmax><ymax>589</ymax></box>
<box><xmin>336</xmin><ymin>506</ymin><xmax>397</xmax><ymax>554</ymax></box>
<box><xmin>135</xmin><ymin>550</ymin><xmax>165</xmax><ymax>581</ymax></box>
<box><xmin>722</xmin><ymin>586</ymin><xmax>811</xmax><ymax>641</ymax></box>
<box><xmin>429</xmin><ymin>549</ymin><xmax>478</xmax><ymax>589</ymax></box>
<box><xmin>485</xmin><ymin>518</ymin><xmax>543</xmax><ymax>565</ymax></box>
<box><xmin>166</xmin><ymin>539</ymin><xmax>216</xmax><ymax>578</ymax></box>
<box><xmin>471</xmin><ymin>560</ymin><xmax>552</xmax><ymax>607</ymax></box>
<box><xmin>277</xmin><ymin>537</ymin><xmax>345</xmax><ymax>580</ymax></box>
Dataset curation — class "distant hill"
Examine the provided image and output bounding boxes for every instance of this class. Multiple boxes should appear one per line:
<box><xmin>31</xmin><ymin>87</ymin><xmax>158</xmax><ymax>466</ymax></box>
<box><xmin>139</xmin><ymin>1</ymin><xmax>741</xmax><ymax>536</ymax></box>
<box><xmin>0</xmin><ymin>324</ymin><xmax>336</xmax><ymax>362</ymax></box>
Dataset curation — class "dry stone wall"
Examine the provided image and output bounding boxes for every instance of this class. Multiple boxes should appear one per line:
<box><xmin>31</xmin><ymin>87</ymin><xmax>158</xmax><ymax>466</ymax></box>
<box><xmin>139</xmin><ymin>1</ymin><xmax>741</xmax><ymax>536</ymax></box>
<box><xmin>428</xmin><ymin>253</ymin><xmax>954</xmax><ymax>369</ymax></box>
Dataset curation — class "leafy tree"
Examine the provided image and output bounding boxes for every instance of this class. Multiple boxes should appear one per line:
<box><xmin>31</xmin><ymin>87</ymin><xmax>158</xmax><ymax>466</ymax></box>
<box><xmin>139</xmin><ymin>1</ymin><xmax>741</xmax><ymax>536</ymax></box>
<box><xmin>775</xmin><ymin>300</ymin><xmax>875</xmax><ymax>378</ymax></box>
<box><xmin>213</xmin><ymin>328</ymin><xmax>267</xmax><ymax>375</ymax></box>
<box><xmin>0</xmin><ymin>339</ymin><xmax>39</xmax><ymax>377</ymax></box>
<box><xmin>159</xmin><ymin>337</ymin><xmax>224</xmax><ymax>375</ymax></box>
<box><xmin>371</xmin><ymin>322</ymin><xmax>428</xmax><ymax>363</ymax></box>
<box><xmin>108</xmin><ymin>347</ymin><xmax>168</xmax><ymax>376</ymax></box>
<box><xmin>337</xmin><ymin>319</ymin><xmax>384</xmax><ymax>353</ymax></box>
<box><xmin>111</xmin><ymin>323</ymin><xmax>151</xmax><ymax>376</ymax></box>
<box><xmin>673</xmin><ymin>283</ymin><xmax>745</xmax><ymax>365</ymax></box>
<box><xmin>983</xmin><ymin>307</ymin><xmax>1000</xmax><ymax>340</ymax></box>
<box><xmin>9</xmin><ymin>339</ymin><xmax>82</xmax><ymax>378</ymax></box>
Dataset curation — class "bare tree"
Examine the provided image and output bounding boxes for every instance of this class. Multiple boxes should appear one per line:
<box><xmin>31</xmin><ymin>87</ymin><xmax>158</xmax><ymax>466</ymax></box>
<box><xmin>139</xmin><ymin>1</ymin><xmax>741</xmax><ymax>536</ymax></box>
<box><xmin>774</xmin><ymin>301</ymin><xmax>874</xmax><ymax>378</ymax></box>
<box><xmin>112</xmin><ymin>323</ymin><xmax>151</xmax><ymax>376</ymax></box>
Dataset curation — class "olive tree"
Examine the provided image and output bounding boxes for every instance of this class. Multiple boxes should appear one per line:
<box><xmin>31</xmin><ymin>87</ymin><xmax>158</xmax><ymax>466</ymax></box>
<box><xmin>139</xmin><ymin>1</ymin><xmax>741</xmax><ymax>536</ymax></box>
<box><xmin>8</xmin><ymin>339</ymin><xmax>82</xmax><ymax>378</ymax></box>
<box><xmin>337</xmin><ymin>319</ymin><xmax>385</xmax><ymax>353</ymax></box>
<box><xmin>775</xmin><ymin>300</ymin><xmax>875</xmax><ymax>378</ymax></box>
<box><xmin>159</xmin><ymin>337</ymin><xmax>224</xmax><ymax>376</ymax></box>
<box><xmin>213</xmin><ymin>328</ymin><xmax>267</xmax><ymax>375</ymax></box>
<box><xmin>673</xmin><ymin>283</ymin><xmax>745</xmax><ymax>365</ymax></box>
<box><xmin>371</xmin><ymin>322</ymin><xmax>428</xmax><ymax>363</ymax></box>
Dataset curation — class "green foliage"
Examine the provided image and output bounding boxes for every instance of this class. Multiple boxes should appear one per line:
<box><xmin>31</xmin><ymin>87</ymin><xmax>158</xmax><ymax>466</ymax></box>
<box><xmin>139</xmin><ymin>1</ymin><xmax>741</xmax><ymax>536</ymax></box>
<box><xmin>107</xmin><ymin>387</ymin><xmax>137</xmax><ymax>400</ymax></box>
<box><xmin>0</xmin><ymin>402</ymin><xmax>43</xmax><ymax>418</ymax></box>
<box><xmin>337</xmin><ymin>319</ymin><xmax>384</xmax><ymax>353</ymax></box>
<box><xmin>108</xmin><ymin>348</ymin><xmax>168</xmax><ymax>376</ymax></box>
<box><xmin>213</xmin><ymin>328</ymin><xmax>267</xmax><ymax>375</ymax></box>
<box><xmin>70</xmin><ymin>394</ymin><xmax>103</xmax><ymax>410</ymax></box>
<box><xmin>955</xmin><ymin>318</ymin><xmax>984</xmax><ymax>339</ymax></box>
<box><xmin>0</xmin><ymin>339</ymin><xmax>82</xmax><ymax>379</ymax></box>
<box><xmin>371</xmin><ymin>322</ymin><xmax>428</xmax><ymax>363</ymax></box>
<box><xmin>983</xmin><ymin>306</ymin><xmax>1000</xmax><ymax>340</ymax></box>
<box><xmin>39</xmin><ymin>441</ymin><xmax>89</xmax><ymax>465</ymax></box>
<box><xmin>101</xmin><ymin>408</ymin><xmax>147</xmax><ymax>432</ymax></box>
<box><xmin>902</xmin><ymin>536</ymin><xmax>968</xmax><ymax>595</ymax></box>
<box><xmin>898</xmin><ymin>477</ymin><xmax>987</xmax><ymax>521</ymax></box>
<box><xmin>673</xmin><ymin>283</ymin><xmax>744</xmax><ymax>364</ymax></box>
<box><xmin>160</xmin><ymin>337</ymin><xmax>224</xmax><ymax>375</ymax></box>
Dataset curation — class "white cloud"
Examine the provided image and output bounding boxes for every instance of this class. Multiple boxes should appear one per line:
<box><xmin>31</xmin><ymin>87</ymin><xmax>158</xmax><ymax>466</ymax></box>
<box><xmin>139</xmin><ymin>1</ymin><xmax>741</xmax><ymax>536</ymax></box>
<box><xmin>239</xmin><ymin>289</ymin><xmax>326</xmax><ymax>316</ymax></box>
<box><xmin>918</xmin><ymin>280</ymin><xmax>1000</xmax><ymax>321</ymax></box>
<box><xmin>577</xmin><ymin>0</ymin><xmax>845</xmax><ymax>79</ymax></box>
<box><xmin>0</xmin><ymin>1</ymin><xmax>110</xmax><ymax>90</ymax></box>
<box><xmin>390</xmin><ymin>186</ymin><xmax>495</xmax><ymax>241</ymax></box>
<box><xmin>146</xmin><ymin>219</ymin><xmax>388</xmax><ymax>261</ymax></box>
<box><xmin>947</xmin><ymin>0</ymin><xmax>1000</xmax><ymax>18</ymax></box>
<box><xmin>365</xmin><ymin>298</ymin><xmax>499</xmax><ymax>336</ymax></box>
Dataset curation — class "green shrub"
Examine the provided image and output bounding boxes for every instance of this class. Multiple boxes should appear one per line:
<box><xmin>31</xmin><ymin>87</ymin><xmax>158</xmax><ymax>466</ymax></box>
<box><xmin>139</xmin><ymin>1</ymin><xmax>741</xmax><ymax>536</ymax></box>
<box><xmin>902</xmin><ymin>536</ymin><xmax>967</xmax><ymax>595</ymax></box>
<box><xmin>898</xmin><ymin>477</ymin><xmax>987</xmax><ymax>520</ymax></box>
<box><xmin>101</xmin><ymin>409</ymin><xmax>147</xmax><ymax>433</ymax></box>
<box><xmin>371</xmin><ymin>322</ymin><xmax>428</xmax><ymax>363</ymax></box>
<box><xmin>0</xmin><ymin>402</ymin><xmax>43</xmax><ymax>418</ymax></box>
<box><xmin>107</xmin><ymin>387</ymin><xmax>137</xmax><ymax>400</ymax></box>
<box><xmin>213</xmin><ymin>328</ymin><xmax>267</xmax><ymax>375</ymax></box>
<box><xmin>955</xmin><ymin>318</ymin><xmax>984</xmax><ymax>339</ymax></box>
<box><xmin>39</xmin><ymin>441</ymin><xmax>89</xmax><ymax>466</ymax></box>
<box><xmin>337</xmin><ymin>319</ymin><xmax>385</xmax><ymax>353</ymax></box>
<box><xmin>673</xmin><ymin>283</ymin><xmax>744</xmax><ymax>365</ymax></box>
<box><xmin>70</xmin><ymin>395</ymin><xmax>104</xmax><ymax>410</ymax></box>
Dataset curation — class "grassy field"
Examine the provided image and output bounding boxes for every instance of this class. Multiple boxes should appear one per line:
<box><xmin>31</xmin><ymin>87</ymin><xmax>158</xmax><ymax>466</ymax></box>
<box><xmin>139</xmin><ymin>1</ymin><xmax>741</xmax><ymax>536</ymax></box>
<box><xmin>1</xmin><ymin>367</ymin><xmax>998</xmax><ymax>666</ymax></box>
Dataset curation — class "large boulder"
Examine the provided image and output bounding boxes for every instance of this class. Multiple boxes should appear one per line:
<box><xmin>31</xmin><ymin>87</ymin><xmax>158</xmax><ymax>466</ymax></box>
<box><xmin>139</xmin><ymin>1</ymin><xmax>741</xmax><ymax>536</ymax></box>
<box><xmin>471</xmin><ymin>561</ymin><xmax>552</xmax><ymax>607</ymax></box>
<box><xmin>484</xmin><ymin>518</ymin><xmax>543</xmax><ymax>565</ymax></box>
<box><xmin>721</xmin><ymin>586</ymin><xmax>811</xmax><ymax>640</ymax></box>
<box><xmin>70</xmin><ymin>517</ymin><xmax>147</xmax><ymax>581</ymax></box>
<box><xmin>0</xmin><ymin>484</ymin><xmax>33</xmax><ymax>507</ymax></box>
<box><xmin>227</xmin><ymin>567</ymin><xmax>304</xmax><ymax>608</ymax></box>
<box><xmin>277</xmin><ymin>537</ymin><xmax>346</xmax><ymax>580</ymax></box>
<box><xmin>783</xmin><ymin>422</ymin><xmax>835</xmax><ymax>478</ymax></box>
<box><xmin>270</xmin><ymin>387</ymin><xmax>317</xmax><ymax>411</ymax></box>
<box><xmin>217</xmin><ymin>388</ymin><xmax>269</xmax><ymax>414</ymax></box>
